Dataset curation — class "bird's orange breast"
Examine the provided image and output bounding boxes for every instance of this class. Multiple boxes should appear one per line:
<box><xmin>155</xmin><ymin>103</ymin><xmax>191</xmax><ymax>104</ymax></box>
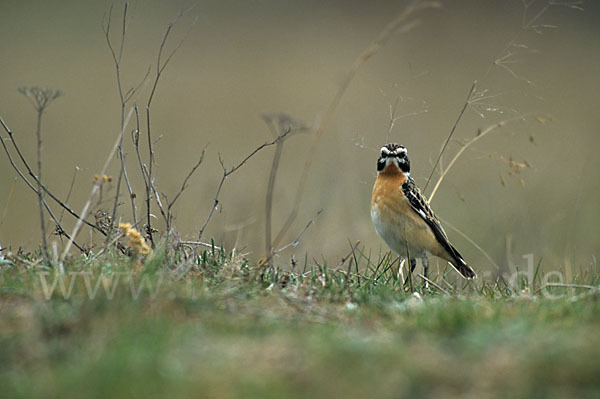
<box><xmin>371</xmin><ymin>163</ymin><xmax>408</xmax><ymax>216</ymax></box>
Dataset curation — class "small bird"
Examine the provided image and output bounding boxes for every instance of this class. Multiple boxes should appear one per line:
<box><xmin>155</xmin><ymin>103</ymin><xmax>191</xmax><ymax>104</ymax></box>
<box><xmin>371</xmin><ymin>143</ymin><xmax>476</xmax><ymax>281</ymax></box>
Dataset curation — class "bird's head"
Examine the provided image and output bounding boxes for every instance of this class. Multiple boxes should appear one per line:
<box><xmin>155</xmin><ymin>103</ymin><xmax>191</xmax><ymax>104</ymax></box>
<box><xmin>377</xmin><ymin>143</ymin><xmax>410</xmax><ymax>174</ymax></box>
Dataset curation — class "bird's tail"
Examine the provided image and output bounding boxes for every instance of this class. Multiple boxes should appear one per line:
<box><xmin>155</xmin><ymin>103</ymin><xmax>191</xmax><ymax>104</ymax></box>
<box><xmin>447</xmin><ymin>244</ymin><xmax>476</xmax><ymax>279</ymax></box>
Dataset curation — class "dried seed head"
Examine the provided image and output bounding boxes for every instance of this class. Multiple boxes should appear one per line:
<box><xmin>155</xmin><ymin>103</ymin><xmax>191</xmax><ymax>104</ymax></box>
<box><xmin>18</xmin><ymin>86</ymin><xmax>63</xmax><ymax>112</ymax></box>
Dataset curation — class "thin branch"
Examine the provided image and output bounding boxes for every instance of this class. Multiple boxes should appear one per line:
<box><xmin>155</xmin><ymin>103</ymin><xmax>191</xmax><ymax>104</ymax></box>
<box><xmin>144</xmin><ymin>8</ymin><xmax>197</xmax><ymax>245</ymax></box>
<box><xmin>132</xmin><ymin>105</ymin><xmax>148</xmax><ymax>185</ymax></box>
<box><xmin>130</xmin><ymin>104</ymin><xmax>153</xmax><ymax>244</ymax></box>
<box><xmin>104</xmin><ymin>2</ymin><xmax>139</xmax><ymax>234</ymax></box>
<box><xmin>102</xmin><ymin>2</ymin><xmax>128</xmax><ymax>106</ymax></box>
<box><xmin>197</xmin><ymin>127</ymin><xmax>294</xmax><ymax>241</ymax></box>
<box><xmin>168</xmin><ymin>146</ymin><xmax>207</xmax><ymax>211</ymax></box>
<box><xmin>124</xmin><ymin>65</ymin><xmax>151</xmax><ymax>103</ymax></box>
<box><xmin>142</xmin><ymin>164</ymin><xmax>168</xmax><ymax>227</ymax></box>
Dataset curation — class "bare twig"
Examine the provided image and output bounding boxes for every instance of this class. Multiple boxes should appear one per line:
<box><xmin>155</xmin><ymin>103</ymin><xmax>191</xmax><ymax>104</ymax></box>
<box><xmin>168</xmin><ymin>147</ymin><xmax>207</xmax><ymax>213</ymax></box>
<box><xmin>103</xmin><ymin>2</ymin><xmax>139</xmax><ymax>234</ymax></box>
<box><xmin>131</xmin><ymin>104</ymin><xmax>152</xmax><ymax>233</ymax></box>
<box><xmin>197</xmin><ymin>127</ymin><xmax>294</xmax><ymax>241</ymax></box>
<box><xmin>272</xmin><ymin>0</ymin><xmax>440</xmax><ymax>248</ymax></box>
<box><xmin>144</xmin><ymin>8</ymin><xmax>197</xmax><ymax>246</ymax></box>
<box><xmin>124</xmin><ymin>66</ymin><xmax>151</xmax><ymax>104</ymax></box>
<box><xmin>273</xmin><ymin>209</ymin><xmax>323</xmax><ymax>256</ymax></box>
<box><xmin>142</xmin><ymin>164</ymin><xmax>168</xmax><ymax>227</ymax></box>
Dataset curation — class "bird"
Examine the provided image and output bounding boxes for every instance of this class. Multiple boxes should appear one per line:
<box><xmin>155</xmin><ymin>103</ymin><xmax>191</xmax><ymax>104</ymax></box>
<box><xmin>370</xmin><ymin>143</ymin><xmax>476</xmax><ymax>282</ymax></box>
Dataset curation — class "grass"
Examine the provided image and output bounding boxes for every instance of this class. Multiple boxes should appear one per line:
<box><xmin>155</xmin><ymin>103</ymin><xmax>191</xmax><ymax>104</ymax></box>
<box><xmin>0</xmin><ymin>2</ymin><xmax>594</xmax><ymax>397</ymax></box>
<box><xmin>1</xmin><ymin>247</ymin><xmax>600</xmax><ymax>398</ymax></box>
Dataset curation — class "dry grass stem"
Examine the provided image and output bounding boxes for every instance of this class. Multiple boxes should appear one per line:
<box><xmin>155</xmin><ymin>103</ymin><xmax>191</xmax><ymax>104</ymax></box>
<box><xmin>273</xmin><ymin>209</ymin><xmax>323</xmax><ymax>257</ymax></box>
<box><xmin>439</xmin><ymin>216</ymin><xmax>501</xmax><ymax>271</ymax></box>
<box><xmin>428</xmin><ymin>116</ymin><xmax>524</xmax><ymax>202</ymax></box>
<box><xmin>334</xmin><ymin>240</ymin><xmax>361</xmax><ymax>272</ymax></box>
<box><xmin>416</xmin><ymin>273</ymin><xmax>450</xmax><ymax>295</ymax></box>
<box><xmin>423</xmin><ymin>81</ymin><xmax>477</xmax><ymax>193</ymax></box>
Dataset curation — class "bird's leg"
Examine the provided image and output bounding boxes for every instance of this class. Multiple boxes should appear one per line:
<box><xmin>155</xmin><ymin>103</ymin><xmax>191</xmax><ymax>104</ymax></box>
<box><xmin>404</xmin><ymin>257</ymin><xmax>417</xmax><ymax>286</ymax></box>
<box><xmin>421</xmin><ymin>254</ymin><xmax>430</xmax><ymax>289</ymax></box>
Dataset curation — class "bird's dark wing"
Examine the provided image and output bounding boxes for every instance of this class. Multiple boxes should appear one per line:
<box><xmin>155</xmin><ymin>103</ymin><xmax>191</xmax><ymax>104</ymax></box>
<box><xmin>401</xmin><ymin>177</ymin><xmax>475</xmax><ymax>278</ymax></box>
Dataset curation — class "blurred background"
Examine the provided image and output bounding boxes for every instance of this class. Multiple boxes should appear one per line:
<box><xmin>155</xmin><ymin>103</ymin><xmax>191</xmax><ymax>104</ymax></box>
<box><xmin>0</xmin><ymin>0</ymin><xmax>598</xmax><ymax>275</ymax></box>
